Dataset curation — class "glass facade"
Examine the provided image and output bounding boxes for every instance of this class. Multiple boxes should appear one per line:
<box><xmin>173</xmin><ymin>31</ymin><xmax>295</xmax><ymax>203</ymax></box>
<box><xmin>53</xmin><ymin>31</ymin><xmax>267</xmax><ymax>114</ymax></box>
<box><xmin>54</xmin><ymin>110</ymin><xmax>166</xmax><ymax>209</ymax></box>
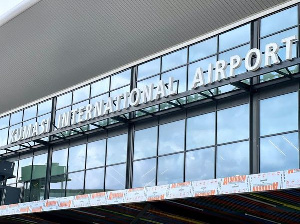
<box><xmin>0</xmin><ymin>4</ymin><xmax>300</xmax><ymax>204</ymax></box>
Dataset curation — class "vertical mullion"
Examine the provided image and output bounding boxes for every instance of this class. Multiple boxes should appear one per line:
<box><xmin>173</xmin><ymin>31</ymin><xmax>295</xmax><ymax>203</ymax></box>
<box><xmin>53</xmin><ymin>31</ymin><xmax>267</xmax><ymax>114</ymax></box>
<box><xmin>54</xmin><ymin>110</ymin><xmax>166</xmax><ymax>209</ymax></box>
<box><xmin>214</xmin><ymin>103</ymin><xmax>217</xmax><ymax>179</ymax></box>
<box><xmin>298</xmin><ymin>3</ymin><xmax>300</xmax><ymax>169</ymax></box>
<box><xmin>250</xmin><ymin>19</ymin><xmax>260</xmax><ymax>175</ymax></box>
<box><xmin>103</xmin><ymin>132</ymin><xmax>108</xmax><ymax>191</ymax></box>
<box><xmin>125</xmin><ymin>66</ymin><xmax>137</xmax><ymax>189</ymax></box>
<box><xmin>44</xmin><ymin>96</ymin><xmax>57</xmax><ymax>200</ymax></box>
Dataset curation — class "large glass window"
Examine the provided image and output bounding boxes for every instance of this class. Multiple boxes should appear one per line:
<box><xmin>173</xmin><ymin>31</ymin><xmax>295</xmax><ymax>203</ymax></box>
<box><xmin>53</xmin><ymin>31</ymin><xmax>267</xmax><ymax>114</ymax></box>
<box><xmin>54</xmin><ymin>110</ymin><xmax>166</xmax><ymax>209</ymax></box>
<box><xmin>85</xmin><ymin>168</ymin><xmax>104</xmax><ymax>193</ymax></box>
<box><xmin>157</xmin><ymin>153</ymin><xmax>184</xmax><ymax>185</ymax></box>
<box><xmin>66</xmin><ymin>171</ymin><xmax>84</xmax><ymax>196</ymax></box>
<box><xmin>30</xmin><ymin>153</ymin><xmax>47</xmax><ymax>201</ymax></box>
<box><xmin>189</xmin><ymin>37</ymin><xmax>217</xmax><ymax>62</ymax></box>
<box><xmin>105</xmin><ymin>164</ymin><xmax>126</xmax><ymax>191</ymax></box>
<box><xmin>91</xmin><ymin>77</ymin><xmax>109</xmax><ymax>97</ymax></box>
<box><xmin>86</xmin><ymin>140</ymin><xmax>106</xmax><ymax>169</ymax></box>
<box><xmin>261</xmin><ymin>6</ymin><xmax>298</xmax><ymax>37</ymax></box>
<box><xmin>217</xmin><ymin>141</ymin><xmax>249</xmax><ymax>178</ymax></box>
<box><xmin>260</xmin><ymin>92</ymin><xmax>299</xmax><ymax>173</ymax></box>
<box><xmin>68</xmin><ymin>144</ymin><xmax>86</xmax><ymax>172</ymax></box>
<box><xmin>159</xmin><ymin>120</ymin><xmax>185</xmax><ymax>155</ymax></box>
<box><xmin>133</xmin><ymin>158</ymin><xmax>156</xmax><ymax>188</ymax></box>
<box><xmin>110</xmin><ymin>70</ymin><xmax>131</xmax><ymax>90</ymax></box>
<box><xmin>134</xmin><ymin>127</ymin><xmax>157</xmax><ymax>160</ymax></box>
<box><xmin>73</xmin><ymin>85</ymin><xmax>90</xmax><ymax>103</ymax></box>
<box><xmin>18</xmin><ymin>155</ymin><xmax>33</xmax><ymax>202</ymax></box>
<box><xmin>186</xmin><ymin>112</ymin><xmax>215</xmax><ymax>150</ymax></box>
<box><xmin>162</xmin><ymin>48</ymin><xmax>187</xmax><ymax>72</ymax></box>
<box><xmin>106</xmin><ymin>134</ymin><xmax>127</xmax><ymax>165</ymax></box>
<box><xmin>138</xmin><ymin>58</ymin><xmax>160</xmax><ymax>80</ymax></box>
<box><xmin>261</xmin><ymin>92</ymin><xmax>297</xmax><ymax>136</ymax></box>
<box><xmin>186</xmin><ymin>148</ymin><xmax>215</xmax><ymax>181</ymax></box>
<box><xmin>217</xmin><ymin>104</ymin><xmax>249</xmax><ymax>144</ymax></box>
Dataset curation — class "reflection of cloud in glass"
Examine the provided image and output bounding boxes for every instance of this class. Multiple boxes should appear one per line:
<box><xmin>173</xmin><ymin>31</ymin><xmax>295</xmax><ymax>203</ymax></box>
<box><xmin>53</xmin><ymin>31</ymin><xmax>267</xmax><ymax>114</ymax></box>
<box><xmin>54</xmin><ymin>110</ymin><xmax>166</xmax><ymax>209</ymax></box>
<box><xmin>106</xmin><ymin>134</ymin><xmax>127</xmax><ymax>165</ymax></box>
<box><xmin>56</xmin><ymin>92</ymin><xmax>72</xmax><ymax>109</ymax></box>
<box><xmin>91</xmin><ymin>77</ymin><xmax>109</xmax><ymax>97</ymax></box>
<box><xmin>23</xmin><ymin>105</ymin><xmax>37</xmax><ymax>121</ymax></box>
<box><xmin>219</xmin><ymin>24</ymin><xmax>250</xmax><ymax>51</ymax></box>
<box><xmin>52</xmin><ymin>148</ymin><xmax>68</xmax><ymax>167</ymax></box>
<box><xmin>159</xmin><ymin>120</ymin><xmax>185</xmax><ymax>155</ymax></box>
<box><xmin>138</xmin><ymin>58</ymin><xmax>160</xmax><ymax>80</ymax></box>
<box><xmin>260</xmin><ymin>133</ymin><xmax>298</xmax><ymax>173</ymax></box>
<box><xmin>105</xmin><ymin>164</ymin><xmax>126</xmax><ymax>190</ymax></box>
<box><xmin>86</xmin><ymin>140</ymin><xmax>106</xmax><ymax>169</ymax></box>
<box><xmin>157</xmin><ymin>153</ymin><xmax>183</xmax><ymax>185</ymax></box>
<box><xmin>0</xmin><ymin>128</ymin><xmax>8</xmax><ymax>147</ymax></box>
<box><xmin>133</xmin><ymin>158</ymin><xmax>156</xmax><ymax>187</ymax></box>
<box><xmin>218</xmin><ymin>104</ymin><xmax>249</xmax><ymax>143</ymax></box>
<box><xmin>68</xmin><ymin>144</ymin><xmax>86</xmax><ymax>172</ymax></box>
<box><xmin>73</xmin><ymin>86</ymin><xmax>90</xmax><ymax>103</ymax></box>
<box><xmin>0</xmin><ymin>115</ymin><xmax>9</xmax><ymax>129</ymax></box>
<box><xmin>162</xmin><ymin>48</ymin><xmax>187</xmax><ymax>72</ymax></box>
<box><xmin>85</xmin><ymin>168</ymin><xmax>104</xmax><ymax>190</ymax></box>
<box><xmin>217</xmin><ymin>141</ymin><xmax>249</xmax><ymax>178</ymax></box>
<box><xmin>260</xmin><ymin>92</ymin><xmax>297</xmax><ymax>136</ymax></box>
<box><xmin>189</xmin><ymin>37</ymin><xmax>217</xmax><ymax>62</ymax></box>
<box><xmin>10</xmin><ymin>110</ymin><xmax>23</xmax><ymax>125</ymax></box>
<box><xmin>186</xmin><ymin>112</ymin><xmax>215</xmax><ymax>149</ymax></box>
<box><xmin>67</xmin><ymin>171</ymin><xmax>84</xmax><ymax>190</ymax></box>
<box><xmin>38</xmin><ymin>100</ymin><xmax>52</xmax><ymax>115</ymax></box>
<box><xmin>161</xmin><ymin>66</ymin><xmax>187</xmax><ymax>93</ymax></box>
<box><xmin>261</xmin><ymin>6</ymin><xmax>297</xmax><ymax>37</ymax></box>
<box><xmin>110</xmin><ymin>70</ymin><xmax>131</xmax><ymax>90</ymax></box>
<box><xmin>134</xmin><ymin>127</ymin><xmax>157</xmax><ymax>159</ymax></box>
<box><xmin>186</xmin><ymin>148</ymin><xmax>215</xmax><ymax>181</ymax></box>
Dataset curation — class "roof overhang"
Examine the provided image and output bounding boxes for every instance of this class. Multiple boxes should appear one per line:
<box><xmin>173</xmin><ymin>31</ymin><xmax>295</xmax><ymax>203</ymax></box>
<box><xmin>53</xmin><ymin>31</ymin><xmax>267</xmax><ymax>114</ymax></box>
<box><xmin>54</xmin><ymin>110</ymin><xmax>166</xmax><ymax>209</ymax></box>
<box><xmin>0</xmin><ymin>0</ymin><xmax>295</xmax><ymax>114</ymax></box>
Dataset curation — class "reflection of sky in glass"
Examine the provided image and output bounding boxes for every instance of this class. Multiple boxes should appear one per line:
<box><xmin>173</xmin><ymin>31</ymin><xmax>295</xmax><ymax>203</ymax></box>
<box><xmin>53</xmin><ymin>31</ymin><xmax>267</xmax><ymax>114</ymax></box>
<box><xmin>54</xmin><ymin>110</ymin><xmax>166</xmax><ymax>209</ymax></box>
<box><xmin>106</xmin><ymin>134</ymin><xmax>127</xmax><ymax>165</ymax></box>
<box><xmin>110</xmin><ymin>70</ymin><xmax>131</xmax><ymax>90</ymax></box>
<box><xmin>217</xmin><ymin>141</ymin><xmax>249</xmax><ymax>178</ymax></box>
<box><xmin>0</xmin><ymin>115</ymin><xmax>9</xmax><ymax>129</ymax></box>
<box><xmin>10</xmin><ymin>110</ymin><xmax>23</xmax><ymax>125</ymax></box>
<box><xmin>66</xmin><ymin>171</ymin><xmax>84</xmax><ymax>196</ymax></box>
<box><xmin>86</xmin><ymin>140</ymin><xmax>106</xmax><ymax>169</ymax></box>
<box><xmin>186</xmin><ymin>147</ymin><xmax>215</xmax><ymax>181</ymax></box>
<box><xmin>91</xmin><ymin>77</ymin><xmax>109</xmax><ymax>97</ymax></box>
<box><xmin>85</xmin><ymin>168</ymin><xmax>104</xmax><ymax>191</ymax></box>
<box><xmin>189</xmin><ymin>37</ymin><xmax>217</xmax><ymax>62</ymax></box>
<box><xmin>186</xmin><ymin>112</ymin><xmax>215</xmax><ymax>149</ymax></box>
<box><xmin>219</xmin><ymin>44</ymin><xmax>249</xmax><ymax>76</ymax></box>
<box><xmin>110</xmin><ymin>85</ymin><xmax>130</xmax><ymax>100</ymax></box>
<box><xmin>133</xmin><ymin>158</ymin><xmax>156</xmax><ymax>188</ymax></box>
<box><xmin>56</xmin><ymin>92</ymin><xmax>72</xmax><ymax>109</ymax></box>
<box><xmin>157</xmin><ymin>153</ymin><xmax>183</xmax><ymax>185</ymax></box>
<box><xmin>37</xmin><ymin>113</ymin><xmax>50</xmax><ymax>124</ymax></box>
<box><xmin>52</xmin><ymin>148</ymin><xmax>68</xmax><ymax>171</ymax></box>
<box><xmin>260</xmin><ymin>28</ymin><xmax>298</xmax><ymax>66</ymax></box>
<box><xmin>162</xmin><ymin>48</ymin><xmax>187</xmax><ymax>72</ymax></box>
<box><xmin>218</xmin><ymin>104</ymin><xmax>249</xmax><ymax>143</ymax></box>
<box><xmin>159</xmin><ymin>120</ymin><xmax>185</xmax><ymax>155</ymax></box>
<box><xmin>50</xmin><ymin>176</ymin><xmax>66</xmax><ymax>198</ymax></box>
<box><xmin>261</xmin><ymin>133</ymin><xmax>299</xmax><ymax>173</ymax></box>
<box><xmin>8</xmin><ymin>123</ymin><xmax>21</xmax><ymax>143</ymax></box>
<box><xmin>188</xmin><ymin>56</ymin><xmax>216</xmax><ymax>89</ymax></box>
<box><xmin>261</xmin><ymin>6</ymin><xmax>298</xmax><ymax>37</ymax></box>
<box><xmin>138</xmin><ymin>58</ymin><xmax>160</xmax><ymax>80</ymax></box>
<box><xmin>0</xmin><ymin>128</ymin><xmax>8</xmax><ymax>147</ymax></box>
<box><xmin>260</xmin><ymin>92</ymin><xmax>297</xmax><ymax>136</ymax></box>
<box><xmin>161</xmin><ymin>66</ymin><xmax>187</xmax><ymax>93</ymax></box>
<box><xmin>73</xmin><ymin>85</ymin><xmax>90</xmax><ymax>103</ymax></box>
<box><xmin>32</xmin><ymin>153</ymin><xmax>47</xmax><ymax>179</ymax></box>
<box><xmin>105</xmin><ymin>164</ymin><xmax>126</xmax><ymax>190</ymax></box>
<box><xmin>23</xmin><ymin>105</ymin><xmax>37</xmax><ymax>121</ymax></box>
<box><xmin>90</xmin><ymin>93</ymin><xmax>109</xmax><ymax>105</ymax></box>
<box><xmin>134</xmin><ymin>127</ymin><xmax>157</xmax><ymax>159</ymax></box>
<box><xmin>219</xmin><ymin>24</ymin><xmax>250</xmax><ymax>51</ymax></box>
<box><xmin>68</xmin><ymin>144</ymin><xmax>86</xmax><ymax>172</ymax></box>
<box><xmin>38</xmin><ymin>100</ymin><xmax>52</xmax><ymax>115</ymax></box>
<box><xmin>137</xmin><ymin>75</ymin><xmax>160</xmax><ymax>91</ymax></box>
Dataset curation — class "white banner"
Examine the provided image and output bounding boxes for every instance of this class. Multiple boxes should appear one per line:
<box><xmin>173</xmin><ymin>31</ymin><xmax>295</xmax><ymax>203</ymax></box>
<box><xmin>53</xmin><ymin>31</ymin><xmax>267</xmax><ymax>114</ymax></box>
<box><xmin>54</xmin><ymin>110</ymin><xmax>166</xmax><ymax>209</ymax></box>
<box><xmin>146</xmin><ymin>185</ymin><xmax>169</xmax><ymax>201</ymax></box>
<box><xmin>167</xmin><ymin>182</ymin><xmax>192</xmax><ymax>199</ymax></box>
<box><xmin>89</xmin><ymin>192</ymin><xmax>107</xmax><ymax>206</ymax></box>
<box><xmin>125</xmin><ymin>187</ymin><xmax>146</xmax><ymax>203</ymax></box>
<box><xmin>192</xmin><ymin>179</ymin><xmax>219</xmax><ymax>197</ymax></box>
<box><xmin>283</xmin><ymin>169</ymin><xmax>300</xmax><ymax>189</ymax></box>
<box><xmin>250</xmin><ymin>171</ymin><xmax>283</xmax><ymax>192</ymax></box>
<box><xmin>219</xmin><ymin>175</ymin><xmax>250</xmax><ymax>195</ymax></box>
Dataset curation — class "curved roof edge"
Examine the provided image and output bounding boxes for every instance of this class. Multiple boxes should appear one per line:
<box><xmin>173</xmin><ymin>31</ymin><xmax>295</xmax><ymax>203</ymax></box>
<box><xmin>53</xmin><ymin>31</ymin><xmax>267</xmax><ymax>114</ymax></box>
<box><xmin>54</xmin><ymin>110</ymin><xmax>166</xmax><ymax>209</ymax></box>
<box><xmin>0</xmin><ymin>0</ymin><xmax>40</xmax><ymax>27</ymax></box>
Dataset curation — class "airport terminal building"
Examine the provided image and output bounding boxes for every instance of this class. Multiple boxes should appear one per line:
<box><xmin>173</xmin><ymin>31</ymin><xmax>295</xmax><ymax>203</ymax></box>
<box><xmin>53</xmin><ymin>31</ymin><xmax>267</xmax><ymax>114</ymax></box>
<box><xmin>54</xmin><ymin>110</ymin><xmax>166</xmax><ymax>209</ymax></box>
<box><xmin>0</xmin><ymin>0</ymin><xmax>300</xmax><ymax>223</ymax></box>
